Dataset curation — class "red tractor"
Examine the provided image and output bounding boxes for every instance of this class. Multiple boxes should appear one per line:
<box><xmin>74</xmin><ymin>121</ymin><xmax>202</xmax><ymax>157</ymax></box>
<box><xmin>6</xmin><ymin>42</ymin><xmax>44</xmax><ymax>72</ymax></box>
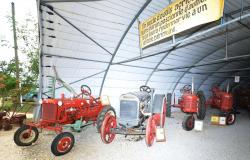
<box><xmin>207</xmin><ymin>86</ymin><xmax>236</xmax><ymax>125</ymax></box>
<box><xmin>13</xmin><ymin>67</ymin><xmax>115</xmax><ymax>156</ymax></box>
<box><xmin>171</xmin><ymin>84</ymin><xmax>206</xmax><ymax>131</ymax></box>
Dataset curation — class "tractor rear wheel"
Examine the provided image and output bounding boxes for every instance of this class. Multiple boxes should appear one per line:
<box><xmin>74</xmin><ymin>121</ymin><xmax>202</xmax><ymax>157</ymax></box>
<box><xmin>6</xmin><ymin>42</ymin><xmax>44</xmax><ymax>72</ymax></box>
<box><xmin>96</xmin><ymin>105</ymin><xmax>116</xmax><ymax>132</ymax></box>
<box><xmin>197</xmin><ymin>91</ymin><xmax>206</xmax><ymax>120</ymax></box>
<box><xmin>226</xmin><ymin>113</ymin><xmax>236</xmax><ymax>125</ymax></box>
<box><xmin>166</xmin><ymin>93</ymin><xmax>172</xmax><ymax>117</ymax></box>
<box><xmin>100</xmin><ymin>114</ymin><xmax>117</xmax><ymax>144</ymax></box>
<box><xmin>14</xmin><ymin>125</ymin><xmax>39</xmax><ymax>146</ymax></box>
<box><xmin>145</xmin><ymin>116</ymin><xmax>156</xmax><ymax>147</ymax></box>
<box><xmin>182</xmin><ymin>115</ymin><xmax>195</xmax><ymax>131</ymax></box>
<box><xmin>51</xmin><ymin>132</ymin><xmax>75</xmax><ymax>156</ymax></box>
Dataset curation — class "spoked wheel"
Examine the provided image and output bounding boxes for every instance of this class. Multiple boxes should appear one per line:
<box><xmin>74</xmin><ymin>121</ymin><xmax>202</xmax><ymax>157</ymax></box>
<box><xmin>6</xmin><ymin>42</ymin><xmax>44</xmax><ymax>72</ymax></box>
<box><xmin>96</xmin><ymin>105</ymin><xmax>116</xmax><ymax>132</ymax></box>
<box><xmin>51</xmin><ymin>132</ymin><xmax>75</xmax><ymax>156</ymax></box>
<box><xmin>145</xmin><ymin>116</ymin><xmax>156</xmax><ymax>147</ymax></box>
<box><xmin>226</xmin><ymin>113</ymin><xmax>236</xmax><ymax>125</ymax></box>
<box><xmin>14</xmin><ymin>125</ymin><xmax>39</xmax><ymax>146</ymax></box>
<box><xmin>182</xmin><ymin>115</ymin><xmax>195</xmax><ymax>131</ymax></box>
<box><xmin>100</xmin><ymin>114</ymin><xmax>117</xmax><ymax>144</ymax></box>
<box><xmin>197</xmin><ymin>91</ymin><xmax>206</xmax><ymax>120</ymax></box>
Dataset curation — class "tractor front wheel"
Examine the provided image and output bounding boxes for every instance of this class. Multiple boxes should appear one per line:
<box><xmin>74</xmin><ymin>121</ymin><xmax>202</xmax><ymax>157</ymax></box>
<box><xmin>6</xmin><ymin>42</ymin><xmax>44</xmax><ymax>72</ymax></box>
<box><xmin>51</xmin><ymin>132</ymin><xmax>75</xmax><ymax>156</ymax></box>
<box><xmin>96</xmin><ymin>105</ymin><xmax>116</xmax><ymax>132</ymax></box>
<box><xmin>14</xmin><ymin>125</ymin><xmax>39</xmax><ymax>146</ymax></box>
<box><xmin>100</xmin><ymin>114</ymin><xmax>117</xmax><ymax>144</ymax></box>
<box><xmin>145</xmin><ymin>116</ymin><xmax>156</xmax><ymax>147</ymax></box>
<box><xmin>182</xmin><ymin>115</ymin><xmax>195</xmax><ymax>131</ymax></box>
<box><xmin>226</xmin><ymin>113</ymin><xmax>236</xmax><ymax>125</ymax></box>
<box><xmin>197</xmin><ymin>91</ymin><xmax>206</xmax><ymax>120</ymax></box>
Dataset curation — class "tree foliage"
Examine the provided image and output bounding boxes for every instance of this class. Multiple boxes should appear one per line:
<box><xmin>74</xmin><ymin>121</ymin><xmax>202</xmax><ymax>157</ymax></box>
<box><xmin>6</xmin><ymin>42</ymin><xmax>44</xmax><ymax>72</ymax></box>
<box><xmin>0</xmin><ymin>13</ymin><xmax>38</xmax><ymax>110</ymax></box>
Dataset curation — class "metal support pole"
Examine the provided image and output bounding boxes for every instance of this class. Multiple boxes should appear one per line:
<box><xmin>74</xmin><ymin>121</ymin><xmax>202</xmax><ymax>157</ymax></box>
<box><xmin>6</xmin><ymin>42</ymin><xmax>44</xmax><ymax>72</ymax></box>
<box><xmin>137</xmin><ymin>18</ymin><xmax>143</xmax><ymax>57</ymax></box>
<box><xmin>34</xmin><ymin>0</ymin><xmax>43</xmax><ymax>122</ymax></box>
<box><xmin>225</xmin><ymin>18</ymin><xmax>228</xmax><ymax>59</ymax></box>
<box><xmin>172</xmin><ymin>34</ymin><xmax>175</xmax><ymax>44</ymax></box>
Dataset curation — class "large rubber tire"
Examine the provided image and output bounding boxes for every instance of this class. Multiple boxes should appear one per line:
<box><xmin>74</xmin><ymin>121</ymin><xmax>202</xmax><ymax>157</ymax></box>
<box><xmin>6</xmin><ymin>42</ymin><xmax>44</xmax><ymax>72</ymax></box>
<box><xmin>96</xmin><ymin>105</ymin><xmax>116</xmax><ymax>132</ymax></box>
<box><xmin>182</xmin><ymin>115</ymin><xmax>195</xmax><ymax>131</ymax></box>
<box><xmin>226</xmin><ymin>113</ymin><xmax>236</xmax><ymax>125</ymax></box>
<box><xmin>166</xmin><ymin>93</ymin><xmax>172</xmax><ymax>117</ymax></box>
<box><xmin>51</xmin><ymin>132</ymin><xmax>75</xmax><ymax>156</ymax></box>
<box><xmin>14</xmin><ymin>125</ymin><xmax>39</xmax><ymax>146</ymax></box>
<box><xmin>197</xmin><ymin>91</ymin><xmax>206</xmax><ymax>120</ymax></box>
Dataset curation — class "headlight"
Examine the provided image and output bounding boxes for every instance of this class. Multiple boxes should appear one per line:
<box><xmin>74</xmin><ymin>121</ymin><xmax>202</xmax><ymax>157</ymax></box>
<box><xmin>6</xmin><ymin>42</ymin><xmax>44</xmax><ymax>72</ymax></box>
<box><xmin>58</xmin><ymin>101</ymin><xmax>63</xmax><ymax>106</ymax></box>
<box><xmin>39</xmin><ymin>99</ymin><xmax>43</xmax><ymax>104</ymax></box>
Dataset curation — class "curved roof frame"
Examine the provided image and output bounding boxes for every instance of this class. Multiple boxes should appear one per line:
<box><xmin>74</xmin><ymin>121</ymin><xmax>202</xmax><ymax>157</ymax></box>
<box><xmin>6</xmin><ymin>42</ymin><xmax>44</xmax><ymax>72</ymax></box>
<box><xmin>196</xmin><ymin>39</ymin><xmax>250</xmax><ymax>91</ymax></box>
<box><xmin>145</xmin><ymin>7</ymin><xmax>250</xmax><ymax>86</ymax></box>
<box><xmin>170</xmin><ymin>35</ymin><xmax>250</xmax><ymax>94</ymax></box>
<box><xmin>37</xmin><ymin>0</ymin><xmax>250</xmax><ymax>96</ymax></box>
<box><xmin>99</xmin><ymin>0</ymin><xmax>152</xmax><ymax>96</ymax></box>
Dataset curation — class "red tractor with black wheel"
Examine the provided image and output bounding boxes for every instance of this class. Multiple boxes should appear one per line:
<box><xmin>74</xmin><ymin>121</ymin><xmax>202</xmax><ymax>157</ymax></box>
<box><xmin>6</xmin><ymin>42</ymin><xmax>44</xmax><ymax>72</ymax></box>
<box><xmin>100</xmin><ymin>86</ymin><xmax>169</xmax><ymax>147</ymax></box>
<box><xmin>207</xmin><ymin>86</ymin><xmax>236</xmax><ymax>125</ymax></box>
<box><xmin>171</xmin><ymin>84</ymin><xmax>206</xmax><ymax>131</ymax></box>
<box><xmin>13</xmin><ymin>67</ymin><xmax>115</xmax><ymax>156</ymax></box>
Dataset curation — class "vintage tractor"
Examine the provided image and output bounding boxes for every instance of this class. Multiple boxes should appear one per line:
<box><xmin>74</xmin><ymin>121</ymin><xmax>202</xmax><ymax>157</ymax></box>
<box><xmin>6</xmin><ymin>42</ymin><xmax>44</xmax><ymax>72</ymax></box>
<box><xmin>171</xmin><ymin>84</ymin><xmax>206</xmax><ymax>131</ymax></box>
<box><xmin>100</xmin><ymin>85</ymin><xmax>169</xmax><ymax>147</ymax></box>
<box><xmin>207</xmin><ymin>85</ymin><xmax>236</xmax><ymax>125</ymax></box>
<box><xmin>13</xmin><ymin>67</ymin><xmax>115</xmax><ymax>156</ymax></box>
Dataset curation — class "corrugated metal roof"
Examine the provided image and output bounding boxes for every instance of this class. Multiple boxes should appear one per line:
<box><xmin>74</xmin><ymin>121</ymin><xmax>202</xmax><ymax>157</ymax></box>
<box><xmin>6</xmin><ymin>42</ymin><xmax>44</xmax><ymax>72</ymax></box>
<box><xmin>38</xmin><ymin>0</ymin><xmax>250</xmax><ymax>108</ymax></box>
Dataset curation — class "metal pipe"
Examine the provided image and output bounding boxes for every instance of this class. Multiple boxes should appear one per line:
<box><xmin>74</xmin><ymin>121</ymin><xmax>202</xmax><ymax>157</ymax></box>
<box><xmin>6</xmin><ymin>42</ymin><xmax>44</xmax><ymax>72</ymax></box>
<box><xmin>43</xmin><ymin>53</ymin><xmax>109</xmax><ymax>64</ymax></box>
<box><xmin>157</xmin><ymin>53</ymin><xmax>250</xmax><ymax>72</ymax></box>
<box><xmin>114</xmin><ymin>12</ymin><xmax>250</xmax><ymax>65</ymax></box>
<box><xmin>191</xmin><ymin>77</ymin><xmax>194</xmax><ymax>94</ymax></box>
<box><xmin>41</xmin><ymin>3</ymin><xmax>113</xmax><ymax>56</ymax></box>
<box><xmin>226</xmin><ymin>81</ymin><xmax>230</xmax><ymax>93</ymax></box>
<box><xmin>98</xmin><ymin>0</ymin><xmax>152</xmax><ymax>96</ymax></box>
<box><xmin>34</xmin><ymin>0</ymin><xmax>44</xmax><ymax>122</ymax></box>
<box><xmin>43</xmin><ymin>70</ymin><xmax>106</xmax><ymax>94</ymax></box>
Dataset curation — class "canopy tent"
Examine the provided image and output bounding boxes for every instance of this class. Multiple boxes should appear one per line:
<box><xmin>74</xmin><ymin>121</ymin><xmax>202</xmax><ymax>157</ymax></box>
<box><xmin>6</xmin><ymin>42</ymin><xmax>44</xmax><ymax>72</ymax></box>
<box><xmin>36</xmin><ymin>0</ymin><xmax>250</xmax><ymax>115</ymax></box>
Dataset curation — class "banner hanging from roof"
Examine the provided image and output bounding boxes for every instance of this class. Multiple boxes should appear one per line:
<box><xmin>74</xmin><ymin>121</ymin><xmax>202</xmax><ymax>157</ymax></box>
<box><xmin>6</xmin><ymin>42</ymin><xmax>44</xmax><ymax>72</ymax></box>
<box><xmin>139</xmin><ymin>0</ymin><xmax>225</xmax><ymax>48</ymax></box>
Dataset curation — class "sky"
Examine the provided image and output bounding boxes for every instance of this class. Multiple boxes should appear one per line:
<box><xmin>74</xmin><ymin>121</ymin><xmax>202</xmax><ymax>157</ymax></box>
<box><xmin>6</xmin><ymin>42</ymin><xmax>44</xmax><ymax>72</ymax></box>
<box><xmin>0</xmin><ymin>0</ymin><xmax>37</xmax><ymax>62</ymax></box>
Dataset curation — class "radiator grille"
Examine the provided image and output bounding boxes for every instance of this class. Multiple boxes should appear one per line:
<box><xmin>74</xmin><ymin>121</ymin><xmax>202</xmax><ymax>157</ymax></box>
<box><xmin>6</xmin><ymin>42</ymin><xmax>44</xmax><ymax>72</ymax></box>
<box><xmin>120</xmin><ymin>100</ymin><xmax>138</xmax><ymax>120</ymax></box>
<box><xmin>42</xmin><ymin>103</ymin><xmax>57</xmax><ymax>121</ymax></box>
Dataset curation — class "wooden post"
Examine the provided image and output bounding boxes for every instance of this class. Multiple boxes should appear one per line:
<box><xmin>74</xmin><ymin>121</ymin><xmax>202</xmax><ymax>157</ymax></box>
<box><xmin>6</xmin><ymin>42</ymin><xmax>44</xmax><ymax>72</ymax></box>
<box><xmin>11</xmin><ymin>2</ymin><xmax>21</xmax><ymax>105</ymax></box>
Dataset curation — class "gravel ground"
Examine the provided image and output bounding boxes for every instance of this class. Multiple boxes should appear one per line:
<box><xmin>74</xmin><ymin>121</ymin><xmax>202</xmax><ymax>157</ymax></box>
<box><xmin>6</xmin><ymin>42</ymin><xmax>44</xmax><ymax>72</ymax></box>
<box><xmin>0</xmin><ymin>108</ymin><xmax>250</xmax><ymax>160</ymax></box>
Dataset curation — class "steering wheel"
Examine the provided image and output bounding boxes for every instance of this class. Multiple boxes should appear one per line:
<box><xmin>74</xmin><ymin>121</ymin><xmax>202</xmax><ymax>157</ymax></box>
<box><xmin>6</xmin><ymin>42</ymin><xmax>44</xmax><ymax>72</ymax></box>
<box><xmin>181</xmin><ymin>84</ymin><xmax>192</xmax><ymax>93</ymax></box>
<box><xmin>140</xmin><ymin>85</ymin><xmax>151</xmax><ymax>93</ymax></box>
<box><xmin>81</xmin><ymin>85</ymin><xmax>92</xmax><ymax>96</ymax></box>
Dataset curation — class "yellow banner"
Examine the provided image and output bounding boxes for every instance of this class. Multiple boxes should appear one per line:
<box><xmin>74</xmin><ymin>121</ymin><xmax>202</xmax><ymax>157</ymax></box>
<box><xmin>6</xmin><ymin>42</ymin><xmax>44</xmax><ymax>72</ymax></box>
<box><xmin>139</xmin><ymin>0</ymin><xmax>225</xmax><ymax>48</ymax></box>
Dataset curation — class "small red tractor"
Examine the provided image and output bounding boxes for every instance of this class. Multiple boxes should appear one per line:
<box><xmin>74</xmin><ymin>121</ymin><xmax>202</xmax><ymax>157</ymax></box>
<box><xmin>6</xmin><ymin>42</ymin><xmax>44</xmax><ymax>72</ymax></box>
<box><xmin>13</xmin><ymin>67</ymin><xmax>115</xmax><ymax>156</ymax></box>
<box><xmin>171</xmin><ymin>84</ymin><xmax>206</xmax><ymax>131</ymax></box>
<box><xmin>100</xmin><ymin>86</ymin><xmax>169</xmax><ymax>147</ymax></box>
<box><xmin>207</xmin><ymin>85</ymin><xmax>236</xmax><ymax>125</ymax></box>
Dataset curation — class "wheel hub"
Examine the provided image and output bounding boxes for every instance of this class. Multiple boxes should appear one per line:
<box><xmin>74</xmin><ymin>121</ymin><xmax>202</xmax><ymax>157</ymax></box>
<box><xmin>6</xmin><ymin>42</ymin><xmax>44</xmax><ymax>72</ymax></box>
<box><xmin>57</xmin><ymin>137</ymin><xmax>72</xmax><ymax>152</ymax></box>
<box><xmin>19</xmin><ymin>130</ymin><xmax>35</xmax><ymax>143</ymax></box>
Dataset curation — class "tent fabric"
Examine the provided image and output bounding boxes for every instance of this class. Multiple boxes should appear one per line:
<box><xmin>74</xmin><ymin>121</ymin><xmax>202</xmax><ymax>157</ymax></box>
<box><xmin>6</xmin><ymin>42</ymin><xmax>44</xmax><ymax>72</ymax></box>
<box><xmin>38</xmin><ymin>0</ymin><xmax>250</xmax><ymax>109</ymax></box>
